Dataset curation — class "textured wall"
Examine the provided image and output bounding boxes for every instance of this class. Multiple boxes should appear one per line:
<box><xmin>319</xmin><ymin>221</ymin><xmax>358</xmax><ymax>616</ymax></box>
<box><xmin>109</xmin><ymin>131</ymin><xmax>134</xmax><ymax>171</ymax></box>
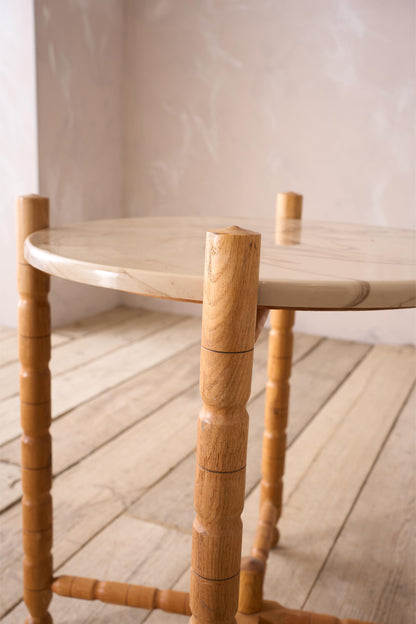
<box><xmin>123</xmin><ymin>0</ymin><xmax>415</xmax><ymax>344</ymax></box>
<box><xmin>35</xmin><ymin>0</ymin><xmax>124</xmax><ymax>325</ymax></box>
<box><xmin>0</xmin><ymin>0</ymin><xmax>38</xmax><ymax>326</ymax></box>
<box><xmin>2</xmin><ymin>0</ymin><xmax>414</xmax><ymax>342</ymax></box>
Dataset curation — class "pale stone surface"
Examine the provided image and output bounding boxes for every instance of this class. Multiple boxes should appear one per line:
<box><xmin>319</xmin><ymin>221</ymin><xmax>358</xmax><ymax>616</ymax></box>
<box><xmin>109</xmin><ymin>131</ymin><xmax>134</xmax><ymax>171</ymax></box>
<box><xmin>26</xmin><ymin>216</ymin><xmax>415</xmax><ymax>311</ymax></box>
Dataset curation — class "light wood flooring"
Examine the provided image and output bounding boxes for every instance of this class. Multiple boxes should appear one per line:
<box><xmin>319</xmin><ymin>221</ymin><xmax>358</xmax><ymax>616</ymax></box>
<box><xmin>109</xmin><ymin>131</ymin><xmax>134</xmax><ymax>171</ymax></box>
<box><xmin>0</xmin><ymin>306</ymin><xmax>414</xmax><ymax>623</ymax></box>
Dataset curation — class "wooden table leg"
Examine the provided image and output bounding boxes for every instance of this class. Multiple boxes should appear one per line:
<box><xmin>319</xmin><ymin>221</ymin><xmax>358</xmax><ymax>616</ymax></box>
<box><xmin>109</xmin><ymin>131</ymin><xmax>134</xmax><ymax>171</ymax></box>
<box><xmin>239</xmin><ymin>193</ymin><xmax>303</xmax><ymax>616</ymax></box>
<box><xmin>238</xmin><ymin>192</ymin><xmax>377</xmax><ymax>623</ymax></box>
<box><xmin>17</xmin><ymin>196</ymin><xmax>53</xmax><ymax>624</ymax></box>
<box><xmin>260</xmin><ymin>306</ymin><xmax>296</xmax><ymax>547</ymax></box>
<box><xmin>260</xmin><ymin>191</ymin><xmax>303</xmax><ymax>547</ymax></box>
<box><xmin>189</xmin><ymin>226</ymin><xmax>261</xmax><ymax>624</ymax></box>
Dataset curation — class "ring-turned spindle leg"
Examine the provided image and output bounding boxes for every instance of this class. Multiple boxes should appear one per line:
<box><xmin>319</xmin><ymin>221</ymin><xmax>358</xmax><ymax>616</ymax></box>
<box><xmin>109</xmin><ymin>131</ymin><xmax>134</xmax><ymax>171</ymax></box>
<box><xmin>189</xmin><ymin>226</ymin><xmax>261</xmax><ymax>624</ymax></box>
<box><xmin>260</xmin><ymin>192</ymin><xmax>303</xmax><ymax>546</ymax></box>
<box><xmin>239</xmin><ymin>192</ymin><xmax>303</xmax><ymax>615</ymax></box>
<box><xmin>17</xmin><ymin>196</ymin><xmax>53</xmax><ymax>624</ymax></box>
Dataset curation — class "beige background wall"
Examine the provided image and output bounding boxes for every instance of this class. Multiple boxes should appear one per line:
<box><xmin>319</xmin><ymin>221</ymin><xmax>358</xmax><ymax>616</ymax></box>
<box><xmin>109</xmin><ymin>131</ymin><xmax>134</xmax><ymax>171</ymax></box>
<box><xmin>1</xmin><ymin>0</ymin><xmax>124</xmax><ymax>327</ymax></box>
<box><xmin>35</xmin><ymin>0</ymin><xmax>124</xmax><ymax>325</ymax></box>
<box><xmin>0</xmin><ymin>0</ymin><xmax>38</xmax><ymax>327</ymax></box>
<box><xmin>125</xmin><ymin>0</ymin><xmax>415</xmax><ymax>226</ymax></box>
<box><xmin>123</xmin><ymin>0</ymin><xmax>415</xmax><ymax>344</ymax></box>
<box><xmin>1</xmin><ymin>0</ymin><xmax>414</xmax><ymax>343</ymax></box>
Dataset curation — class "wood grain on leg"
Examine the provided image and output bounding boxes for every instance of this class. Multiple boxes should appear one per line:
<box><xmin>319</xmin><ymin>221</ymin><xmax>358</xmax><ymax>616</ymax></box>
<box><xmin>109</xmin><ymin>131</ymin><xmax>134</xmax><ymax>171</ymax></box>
<box><xmin>260</xmin><ymin>307</ymin><xmax>296</xmax><ymax>542</ymax></box>
<box><xmin>240</xmin><ymin>192</ymin><xmax>303</xmax><ymax>615</ymax></box>
<box><xmin>261</xmin><ymin>192</ymin><xmax>303</xmax><ymax>538</ymax></box>
<box><xmin>17</xmin><ymin>195</ymin><xmax>53</xmax><ymax>624</ymax></box>
<box><xmin>190</xmin><ymin>226</ymin><xmax>261</xmax><ymax>624</ymax></box>
<box><xmin>261</xmin><ymin>192</ymin><xmax>303</xmax><ymax>542</ymax></box>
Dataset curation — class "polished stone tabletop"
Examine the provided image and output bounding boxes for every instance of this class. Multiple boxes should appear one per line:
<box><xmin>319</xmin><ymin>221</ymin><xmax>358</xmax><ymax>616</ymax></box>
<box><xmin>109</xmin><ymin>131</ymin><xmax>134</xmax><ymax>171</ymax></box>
<box><xmin>25</xmin><ymin>217</ymin><xmax>416</xmax><ymax>311</ymax></box>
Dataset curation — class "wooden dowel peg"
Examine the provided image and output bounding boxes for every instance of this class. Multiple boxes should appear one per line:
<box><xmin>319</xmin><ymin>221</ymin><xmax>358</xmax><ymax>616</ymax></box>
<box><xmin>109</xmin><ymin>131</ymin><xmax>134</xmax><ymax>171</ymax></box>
<box><xmin>276</xmin><ymin>191</ymin><xmax>303</xmax><ymax>221</ymax></box>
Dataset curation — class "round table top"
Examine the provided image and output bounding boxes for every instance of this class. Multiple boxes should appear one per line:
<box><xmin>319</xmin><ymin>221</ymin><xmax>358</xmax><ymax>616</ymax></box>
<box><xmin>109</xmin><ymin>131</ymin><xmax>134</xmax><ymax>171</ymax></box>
<box><xmin>25</xmin><ymin>217</ymin><xmax>416</xmax><ymax>311</ymax></box>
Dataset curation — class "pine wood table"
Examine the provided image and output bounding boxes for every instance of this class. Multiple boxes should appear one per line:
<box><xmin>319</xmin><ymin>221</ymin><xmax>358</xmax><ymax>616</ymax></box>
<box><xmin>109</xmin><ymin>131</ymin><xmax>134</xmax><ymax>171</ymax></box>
<box><xmin>16</xmin><ymin>194</ymin><xmax>415</xmax><ymax>624</ymax></box>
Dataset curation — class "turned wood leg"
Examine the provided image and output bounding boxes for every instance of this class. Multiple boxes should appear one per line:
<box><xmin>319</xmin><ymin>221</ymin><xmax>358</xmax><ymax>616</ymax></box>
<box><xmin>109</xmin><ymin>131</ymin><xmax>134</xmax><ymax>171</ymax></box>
<box><xmin>260</xmin><ymin>192</ymin><xmax>303</xmax><ymax>547</ymax></box>
<box><xmin>17</xmin><ymin>196</ymin><xmax>53</xmax><ymax>624</ymax></box>
<box><xmin>259</xmin><ymin>307</ymin><xmax>295</xmax><ymax>546</ymax></box>
<box><xmin>189</xmin><ymin>226</ymin><xmax>261</xmax><ymax>624</ymax></box>
<box><xmin>239</xmin><ymin>192</ymin><xmax>303</xmax><ymax>616</ymax></box>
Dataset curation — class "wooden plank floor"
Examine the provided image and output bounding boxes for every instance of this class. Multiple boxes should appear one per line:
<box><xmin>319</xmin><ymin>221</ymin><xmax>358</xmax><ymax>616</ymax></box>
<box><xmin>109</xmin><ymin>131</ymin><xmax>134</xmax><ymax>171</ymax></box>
<box><xmin>0</xmin><ymin>306</ymin><xmax>414</xmax><ymax>623</ymax></box>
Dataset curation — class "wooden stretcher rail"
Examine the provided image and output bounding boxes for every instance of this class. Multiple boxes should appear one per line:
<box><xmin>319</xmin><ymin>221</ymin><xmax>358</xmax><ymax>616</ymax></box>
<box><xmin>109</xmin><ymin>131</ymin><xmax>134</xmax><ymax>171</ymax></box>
<box><xmin>51</xmin><ymin>575</ymin><xmax>191</xmax><ymax>615</ymax></box>
<box><xmin>236</xmin><ymin>600</ymin><xmax>376</xmax><ymax>623</ymax></box>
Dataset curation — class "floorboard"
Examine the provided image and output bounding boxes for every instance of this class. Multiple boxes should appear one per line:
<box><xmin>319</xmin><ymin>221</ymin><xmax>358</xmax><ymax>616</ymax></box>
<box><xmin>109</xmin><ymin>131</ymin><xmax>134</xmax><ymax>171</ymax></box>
<box><xmin>0</xmin><ymin>308</ymin><xmax>414</xmax><ymax>623</ymax></box>
<box><xmin>303</xmin><ymin>385</ymin><xmax>416</xmax><ymax>624</ymax></box>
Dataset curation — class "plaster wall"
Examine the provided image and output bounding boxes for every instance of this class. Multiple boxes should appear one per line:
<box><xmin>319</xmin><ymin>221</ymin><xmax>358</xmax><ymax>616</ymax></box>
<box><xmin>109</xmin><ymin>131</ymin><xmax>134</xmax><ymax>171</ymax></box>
<box><xmin>122</xmin><ymin>0</ymin><xmax>415</xmax><ymax>344</ymax></box>
<box><xmin>35</xmin><ymin>0</ymin><xmax>124</xmax><ymax>325</ymax></box>
<box><xmin>1</xmin><ymin>1</ymin><xmax>414</xmax><ymax>343</ymax></box>
<box><xmin>0</xmin><ymin>0</ymin><xmax>38</xmax><ymax>327</ymax></box>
